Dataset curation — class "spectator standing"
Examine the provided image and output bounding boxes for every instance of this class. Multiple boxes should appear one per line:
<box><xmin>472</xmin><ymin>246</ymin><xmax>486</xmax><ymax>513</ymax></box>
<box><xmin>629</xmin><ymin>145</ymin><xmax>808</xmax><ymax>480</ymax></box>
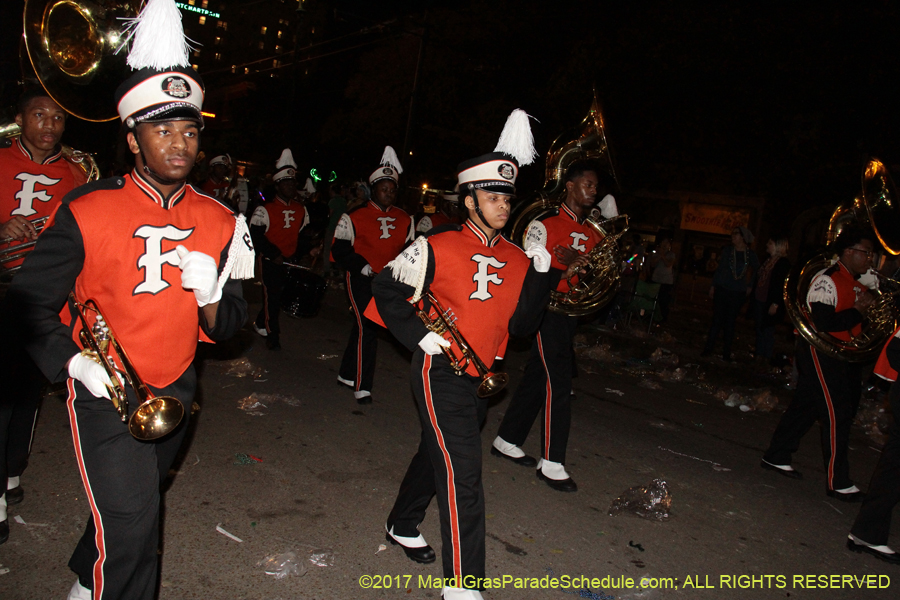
<box><xmin>648</xmin><ymin>238</ymin><xmax>676</xmax><ymax>323</ymax></box>
<box><xmin>702</xmin><ymin>226</ymin><xmax>759</xmax><ymax>361</ymax></box>
<box><xmin>752</xmin><ymin>237</ymin><xmax>791</xmax><ymax>361</ymax></box>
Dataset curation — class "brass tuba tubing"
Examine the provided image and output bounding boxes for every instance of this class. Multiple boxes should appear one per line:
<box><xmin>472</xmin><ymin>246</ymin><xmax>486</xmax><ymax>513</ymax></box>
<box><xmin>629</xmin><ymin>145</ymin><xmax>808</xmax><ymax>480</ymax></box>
<box><xmin>69</xmin><ymin>293</ymin><xmax>185</xmax><ymax>440</ymax></box>
<box><xmin>416</xmin><ymin>292</ymin><xmax>508</xmax><ymax>398</ymax></box>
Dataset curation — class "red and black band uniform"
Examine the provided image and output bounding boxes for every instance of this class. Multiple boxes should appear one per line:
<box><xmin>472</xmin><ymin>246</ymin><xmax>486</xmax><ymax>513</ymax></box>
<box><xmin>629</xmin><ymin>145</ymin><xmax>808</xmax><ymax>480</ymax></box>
<box><xmin>249</xmin><ymin>196</ymin><xmax>310</xmax><ymax>343</ymax></box>
<box><xmin>331</xmin><ymin>199</ymin><xmax>413</xmax><ymax>394</ymax></box>
<box><xmin>200</xmin><ymin>177</ymin><xmax>230</xmax><ymax>202</ymax></box>
<box><xmin>0</xmin><ymin>136</ymin><xmax>87</xmax><ymax>509</ymax></box>
<box><xmin>763</xmin><ymin>261</ymin><xmax>867</xmax><ymax>491</ymax></box>
<box><xmin>415</xmin><ymin>211</ymin><xmax>454</xmax><ymax>236</ymax></box>
<box><xmin>851</xmin><ymin>328</ymin><xmax>900</xmax><ymax>545</ymax></box>
<box><xmin>372</xmin><ymin>221</ymin><xmax>551</xmax><ymax>589</ymax></box>
<box><xmin>497</xmin><ymin>204</ymin><xmax>602</xmax><ymax>465</ymax></box>
<box><xmin>6</xmin><ymin>169</ymin><xmax>249</xmax><ymax>599</ymax></box>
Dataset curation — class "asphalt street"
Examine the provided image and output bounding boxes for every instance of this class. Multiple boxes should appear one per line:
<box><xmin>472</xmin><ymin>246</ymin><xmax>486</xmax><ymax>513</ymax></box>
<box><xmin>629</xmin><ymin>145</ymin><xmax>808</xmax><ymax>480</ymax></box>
<box><xmin>0</xmin><ymin>282</ymin><xmax>896</xmax><ymax>600</ymax></box>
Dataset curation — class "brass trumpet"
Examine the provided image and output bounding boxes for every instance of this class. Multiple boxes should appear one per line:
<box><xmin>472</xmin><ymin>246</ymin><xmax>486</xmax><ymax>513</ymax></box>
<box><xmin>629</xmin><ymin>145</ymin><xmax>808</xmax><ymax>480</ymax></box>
<box><xmin>70</xmin><ymin>293</ymin><xmax>184</xmax><ymax>440</ymax></box>
<box><xmin>416</xmin><ymin>292</ymin><xmax>509</xmax><ymax>398</ymax></box>
<box><xmin>1</xmin><ymin>216</ymin><xmax>50</xmax><ymax>273</ymax></box>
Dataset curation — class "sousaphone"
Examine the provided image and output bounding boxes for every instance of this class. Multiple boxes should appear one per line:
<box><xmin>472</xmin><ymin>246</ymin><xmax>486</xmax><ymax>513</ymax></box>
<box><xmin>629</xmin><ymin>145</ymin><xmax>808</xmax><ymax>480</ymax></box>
<box><xmin>784</xmin><ymin>158</ymin><xmax>900</xmax><ymax>362</ymax></box>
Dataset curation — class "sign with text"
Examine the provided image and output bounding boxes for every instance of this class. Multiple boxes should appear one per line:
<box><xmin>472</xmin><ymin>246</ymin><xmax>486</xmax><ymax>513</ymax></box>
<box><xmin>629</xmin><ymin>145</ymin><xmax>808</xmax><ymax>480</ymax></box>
<box><xmin>680</xmin><ymin>203</ymin><xmax>750</xmax><ymax>235</ymax></box>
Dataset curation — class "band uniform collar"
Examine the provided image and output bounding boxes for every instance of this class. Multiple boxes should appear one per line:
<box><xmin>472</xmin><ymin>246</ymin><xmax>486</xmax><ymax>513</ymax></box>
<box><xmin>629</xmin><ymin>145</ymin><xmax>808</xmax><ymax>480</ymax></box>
<box><xmin>464</xmin><ymin>219</ymin><xmax>500</xmax><ymax>248</ymax></box>
<box><xmin>15</xmin><ymin>137</ymin><xmax>63</xmax><ymax>165</ymax></box>
<box><xmin>560</xmin><ymin>202</ymin><xmax>581</xmax><ymax>223</ymax></box>
<box><xmin>131</xmin><ymin>168</ymin><xmax>187</xmax><ymax>210</ymax></box>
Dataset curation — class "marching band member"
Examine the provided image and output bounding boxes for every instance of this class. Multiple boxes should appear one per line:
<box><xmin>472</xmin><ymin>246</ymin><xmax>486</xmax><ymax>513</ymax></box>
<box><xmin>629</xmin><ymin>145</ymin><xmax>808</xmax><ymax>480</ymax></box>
<box><xmin>6</xmin><ymin>1</ymin><xmax>254</xmax><ymax>597</ymax></box>
<box><xmin>373</xmin><ymin>110</ymin><xmax>552</xmax><ymax>600</ymax></box>
<box><xmin>761</xmin><ymin>225</ymin><xmax>875</xmax><ymax>501</ymax></box>
<box><xmin>331</xmin><ymin>146</ymin><xmax>413</xmax><ymax>403</ymax></box>
<box><xmin>492</xmin><ymin>160</ymin><xmax>600</xmax><ymax>492</ymax></box>
<box><xmin>416</xmin><ymin>192</ymin><xmax>460</xmax><ymax>235</ymax></box>
<box><xmin>847</xmin><ymin>325</ymin><xmax>900</xmax><ymax>564</ymax></box>
<box><xmin>0</xmin><ymin>87</ymin><xmax>88</xmax><ymax>545</ymax></box>
<box><xmin>200</xmin><ymin>153</ymin><xmax>232</xmax><ymax>201</ymax></box>
<box><xmin>249</xmin><ymin>149</ymin><xmax>311</xmax><ymax>350</ymax></box>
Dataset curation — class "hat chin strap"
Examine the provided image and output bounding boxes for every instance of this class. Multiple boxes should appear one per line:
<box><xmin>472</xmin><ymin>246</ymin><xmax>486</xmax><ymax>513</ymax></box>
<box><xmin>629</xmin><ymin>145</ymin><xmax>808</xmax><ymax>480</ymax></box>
<box><xmin>468</xmin><ymin>184</ymin><xmax>492</xmax><ymax>231</ymax></box>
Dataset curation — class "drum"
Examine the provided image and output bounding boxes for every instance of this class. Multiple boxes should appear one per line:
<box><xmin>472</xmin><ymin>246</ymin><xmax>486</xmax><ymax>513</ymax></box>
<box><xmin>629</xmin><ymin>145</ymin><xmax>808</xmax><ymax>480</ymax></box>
<box><xmin>282</xmin><ymin>265</ymin><xmax>326</xmax><ymax>318</ymax></box>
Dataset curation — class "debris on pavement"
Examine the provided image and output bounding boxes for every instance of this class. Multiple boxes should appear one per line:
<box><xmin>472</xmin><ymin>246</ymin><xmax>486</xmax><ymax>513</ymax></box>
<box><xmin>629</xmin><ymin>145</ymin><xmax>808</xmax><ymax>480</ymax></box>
<box><xmin>649</xmin><ymin>347</ymin><xmax>679</xmax><ymax>367</ymax></box>
<box><xmin>308</xmin><ymin>548</ymin><xmax>335</xmax><ymax>567</ymax></box>
<box><xmin>605</xmin><ymin>388</ymin><xmax>625</xmax><ymax>396</ymax></box>
<box><xmin>375</xmin><ymin>544</ymin><xmax>387</xmax><ymax>554</ymax></box>
<box><xmin>317</xmin><ymin>354</ymin><xmax>338</xmax><ymax>360</ymax></box>
<box><xmin>233</xmin><ymin>453</ymin><xmax>263</xmax><ymax>465</ymax></box>
<box><xmin>257</xmin><ymin>551</ymin><xmax>309</xmax><ymax>579</ymax></box>
<box><xmin>658</xmin><ymin>446</ymin><xmax>730</xmax><ymax>471</ymax></box>
<box><xmin>629</xmin><ymin>540</ymin><xmax>645</xmax><ymax>552</ymax></box>
<box><xmin>218</xmin><ymin>357</ymin><xmax>267</xmax><ymax>379</ymax></box>
<box><xmin>215</xmin><ymin>523</ymin><xmax>243</xmax><ymax>543</ymax></box>
<box><xmin>608</xmin><ymin>479</ymin><xmax>672</xmax><ymax>521</ymax></box>
<box><xmin>237</xmin><ymin>392</ymin><xmax>301</xmax><ymax>415</ymax></box>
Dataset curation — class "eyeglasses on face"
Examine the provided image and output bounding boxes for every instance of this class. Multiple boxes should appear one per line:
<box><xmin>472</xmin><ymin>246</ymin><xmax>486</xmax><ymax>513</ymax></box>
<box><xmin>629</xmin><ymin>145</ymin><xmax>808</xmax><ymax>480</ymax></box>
<box><xmin>848</xmin><ymin>247</ymin><xmax>875</xmax><ymax>258</ymax></box>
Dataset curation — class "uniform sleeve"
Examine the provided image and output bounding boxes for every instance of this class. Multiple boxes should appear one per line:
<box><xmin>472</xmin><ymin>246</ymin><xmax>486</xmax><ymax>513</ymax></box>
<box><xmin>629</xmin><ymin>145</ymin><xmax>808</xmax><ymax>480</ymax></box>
<box><xmin>4</xmin><ymin>204</ymin><xmax>85</xmax><ymax>382</ymax></box>
<box><xmin>249</xmin><ymin>206</ymin><xmax>282</xmax><ymax>260</ymax></box>
<box><xmin>331</xmin><ymin>213</ymin><xmax>368</xmax><ymax>273</ymax></box>
<box><xmin>372</xmin><ymin>243</ymin><xmax>434</xmax><ymax>352</ymax></box>
<box><xmin>887</xmin><ymin>335</ymin><xmax>900</xmax><ymax>372</ymax></box>
<box><xmin>200</xmin><ymin>231</ymin><xmax>249</xmax><ymax>340</ymax></box>
<box><xmin>508</xmin><ymin>265</ymin><xmax>553</xmax><ymax>337</ymax></box>
<box><xmin>809</xmin><ymin>302</ymin><xmax>863</xmax><ymax>334</ymax></box>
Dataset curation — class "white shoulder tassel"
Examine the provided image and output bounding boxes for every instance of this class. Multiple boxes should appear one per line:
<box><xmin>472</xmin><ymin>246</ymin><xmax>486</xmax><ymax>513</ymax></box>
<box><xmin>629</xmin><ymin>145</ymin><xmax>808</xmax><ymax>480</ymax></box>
<box><xmin>380</xmin><ymin>146</ymin><xmax>403</xmax><ymax>174</ymax></box>
<box><xmin>386</xmin><ymin>237</ymin><xmax>429</xmax><ymax>302</ymax></box>
<box><xmin>494</xmin><ymin>109</ymin><xmax>537</xmax><ymax>166</ymax></box>
<box><xmin>120</xmin><ymin>0</ymin><xmax>193</xmax><ymax>70</ymax></box>
<box><xmin>219</xmin><ymin>215</ymin><xmax>256</xmax><ymax>285</ymax></box>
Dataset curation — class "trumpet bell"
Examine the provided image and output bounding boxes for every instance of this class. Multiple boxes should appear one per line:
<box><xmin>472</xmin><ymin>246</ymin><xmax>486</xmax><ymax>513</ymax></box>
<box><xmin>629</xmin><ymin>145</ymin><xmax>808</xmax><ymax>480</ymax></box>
<box><xmin>128</xmin><ymin>396</ymin><xmax>185</xmax><ymax>441</ymax></box>
<box><xmin>477</xmin><ymin>372</ymin><xmax>508</xmax><ymax>398</ymax></box>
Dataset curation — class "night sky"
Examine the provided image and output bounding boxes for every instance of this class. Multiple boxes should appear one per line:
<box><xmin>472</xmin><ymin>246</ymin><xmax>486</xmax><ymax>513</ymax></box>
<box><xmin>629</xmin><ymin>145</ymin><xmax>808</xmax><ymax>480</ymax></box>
<box><xmin>3</xmin><ymin>1</ymin><xmax>899</xmax><ymax>228</ymax></box>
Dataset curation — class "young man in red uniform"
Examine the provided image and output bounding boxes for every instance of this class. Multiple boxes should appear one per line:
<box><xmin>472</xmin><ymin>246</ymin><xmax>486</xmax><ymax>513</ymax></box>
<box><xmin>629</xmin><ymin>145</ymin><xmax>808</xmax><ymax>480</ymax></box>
<box><xmin>6</xmin><ymin>2</ymin><xmax>254</xmax><ymax>597</ymax></box>
<box><xmin>0</xmin><ymin>88</ymin><xmax>88</xmax><ymax>544</ymax></box>
<box><xmin>374</xmin><ymin>111</ymin><xmax>553</xmax><ymax>600</ymax></box>
<box><xmin>331</xmin><ymin>146</ymin><xmax>413</xmax><ymax>403</ymax></box>
<box><xmin>492</xmin><ymin>161</ymin><xmax>600</xmax><ymax>492</ymax></box>
<box><xmin>762</xmin><ymin>225</ymin><xmax>875</xmax><ymax>501</ymax></box>
<box><xmin>249</xmin><ymin>149</ymin><xmax>311</xmax><ymax>350</ymax></box>
<box><xmin>200</xmin><ymin>154</ymin><xmax>232</xmax><ymax>201</ymax></box>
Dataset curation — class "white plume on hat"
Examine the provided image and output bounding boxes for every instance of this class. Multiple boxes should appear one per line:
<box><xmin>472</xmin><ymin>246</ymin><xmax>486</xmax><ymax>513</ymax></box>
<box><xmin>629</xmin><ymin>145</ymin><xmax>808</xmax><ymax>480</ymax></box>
<box><xmin>303</xmin><ymin>177</ymin><xmax>317</xmax><ymax>195</ymax></box>
<box><xmin>380</xmin><ymin>146</ymin><xmax>403</xmax><ymax>174</ymax></box>
<box><xmin>494</xmin><ymin>109</ymin><xmax>537</xmax><ymax>166</ymax></box>
<box><xmin>119</xmin><ymin>0</ymin><xmax>193</xmax><ymax>71</ymax></box>
<box><xmin>276</xmin><ymin>149</ymin><xmax>297</xmax><ymax>170</ymax></box>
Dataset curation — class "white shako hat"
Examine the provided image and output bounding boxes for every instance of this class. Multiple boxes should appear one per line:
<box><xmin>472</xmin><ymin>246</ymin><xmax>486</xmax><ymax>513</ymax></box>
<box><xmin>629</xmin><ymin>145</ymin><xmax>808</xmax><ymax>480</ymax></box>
<box><xmin>457</xmin><ymin>109</ymin><xmax>536</xmax><ymax>195</ymax></box>
<box><xmin>273</xmin><ymin>149</ymin><xmax>298</xmax><ymax>182</ymax></box>
<box><xmin>368</xmin><ymin>146</ymin><xmax>403</xmax><ymax>186</ymax></box>
<box><xmin>209</xmin><ymin>154</ymin><xmax>230</xmax><ymax>167</ymax></box>
<box><xmin>114</xmin><ymin>0</ymin><xmax>204</xmax><ymax>128</ymax></box>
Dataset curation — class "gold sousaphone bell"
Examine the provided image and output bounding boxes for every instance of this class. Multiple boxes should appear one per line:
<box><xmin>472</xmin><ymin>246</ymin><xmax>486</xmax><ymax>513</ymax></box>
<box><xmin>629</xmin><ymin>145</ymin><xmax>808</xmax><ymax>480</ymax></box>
<box><xmin>70</xmin><ymin>293</ymin><xmax>184</xmax><ymax>440</ymax></box>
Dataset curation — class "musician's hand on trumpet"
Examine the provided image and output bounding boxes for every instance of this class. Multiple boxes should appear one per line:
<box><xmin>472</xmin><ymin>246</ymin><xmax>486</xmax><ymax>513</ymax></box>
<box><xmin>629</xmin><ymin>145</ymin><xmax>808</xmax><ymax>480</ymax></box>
<box><xmin>67</xmin><ymin>352</ymin><xmax>120</xmax><ymax>400</ymax></box>
<box><xmin>1</xmin><ymin>216</ymin><xmax>40</xmax><ymax>243</ymax></box>
<box><xmin>565</xmin><ymin>254</ymin><xmax>591</xmax><ymax>280</ymax></box>
<box><xmin>418</xmin><ymin>331</ymin><xmax>452</xmax><ymax>356</ymax></box>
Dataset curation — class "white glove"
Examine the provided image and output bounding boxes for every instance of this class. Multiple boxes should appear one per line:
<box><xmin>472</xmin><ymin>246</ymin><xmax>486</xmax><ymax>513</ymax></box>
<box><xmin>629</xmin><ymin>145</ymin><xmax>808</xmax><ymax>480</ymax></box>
<box><xmin>176</xmin><ymin>245</ymin><xmax>222</xmax><ymax>307</ymax></box>
<box><xmin>418</xmin><ymin>331</ymin><xmax>451</xmax><ymax>356</ymax></box>
<box><xmin>361</xmin><ymin>264</ymin><xmax>374</xmax><ymax>277</ymax></box>
<box><xmin>525</xmin><ymin>244</ymin><xmax>551</xmax><ymax>273</ymax></box>
<box><xmin>68</xmin><ymin>353</ymin><xmax>115</xmax><ymax>399</ymax></box>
